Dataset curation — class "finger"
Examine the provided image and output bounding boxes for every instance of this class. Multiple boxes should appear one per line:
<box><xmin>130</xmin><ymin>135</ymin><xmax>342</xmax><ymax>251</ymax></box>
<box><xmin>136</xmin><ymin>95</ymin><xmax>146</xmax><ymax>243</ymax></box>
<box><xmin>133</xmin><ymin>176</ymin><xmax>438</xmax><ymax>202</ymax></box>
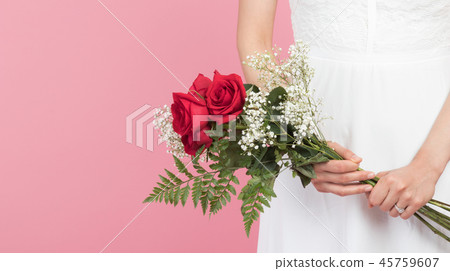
<box><xmin>376</xmin><ymin>171</ymin><xmax>391</xmax><ymax>178</ymax></box>
<box><xmin>389</xmin><ymin>205</ymin><xmax>400</xmax><ymax>218</ymax></box>
<box><xmin>400</xmin><ymin>206</ymin><xmax>415</xmax><ymax>220</ymax></box>
<box><xmin>365</xmin><ymin>192</ymin><xmax>374</xmax><ymax>208</ymax></box>
<box><xmin>327</xmin><ymin>141</ymin><xmax>362</xmax><ymax>163</ymax></box>
<box><xmin>397</xmin><ymin>197</ymin><xmax>417</xmax><ymax>220</ymax></box>
<box><xmin>368</xmin><ymin>180</ymin><xmax>390</xmax><ymax>207</ymax></box>
<box><xmin>314</xmin><ymin>160</ymin><xmax>360</xmax><ymax>173</ymax></box>
<box><xmin>379</xmin><ymin>192</ymin><xmax>399</xmax><ymax>212</ymax></box>
<box><xmin>314</xmin><ymin>182</ymin><xmax>373</xmax><ymax>197</ymax></box>
<box><xmin>314</xmin><ymin>170</ymin><xmax>375</xmax><ymax>184</ymax></box>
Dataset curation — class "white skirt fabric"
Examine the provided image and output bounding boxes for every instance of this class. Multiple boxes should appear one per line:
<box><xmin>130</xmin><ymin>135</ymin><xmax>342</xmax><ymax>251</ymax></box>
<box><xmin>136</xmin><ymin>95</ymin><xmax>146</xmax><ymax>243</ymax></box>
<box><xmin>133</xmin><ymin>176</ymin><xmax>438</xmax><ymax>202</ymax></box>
<box><xmin>257</xmin><ymin>48</ymin><xmax>450</xmax><ymax>252</ymax></box>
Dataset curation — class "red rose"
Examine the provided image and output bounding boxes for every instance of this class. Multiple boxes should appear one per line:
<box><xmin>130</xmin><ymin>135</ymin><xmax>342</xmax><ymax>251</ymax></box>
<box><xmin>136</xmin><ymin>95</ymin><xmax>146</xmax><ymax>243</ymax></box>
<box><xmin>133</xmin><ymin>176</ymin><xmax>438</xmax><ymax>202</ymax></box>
<box><xmin>189</xmin><ymin>74</ymin><xmax>212</xmax><ymax>99</ymax></box>
<box><xmin>206</xmin><ymin>70</ymin><xmax>246</xmax><ymax>124</ymax></box>
<box><xmin>181</xmin><ymin>127</ymin><xmax>213</xmax><ymax>155</ymax></box>
<box><xmin>171</xmin><ymin>92</ymin><xmax>209</xmax><ymax>136</ymax></box>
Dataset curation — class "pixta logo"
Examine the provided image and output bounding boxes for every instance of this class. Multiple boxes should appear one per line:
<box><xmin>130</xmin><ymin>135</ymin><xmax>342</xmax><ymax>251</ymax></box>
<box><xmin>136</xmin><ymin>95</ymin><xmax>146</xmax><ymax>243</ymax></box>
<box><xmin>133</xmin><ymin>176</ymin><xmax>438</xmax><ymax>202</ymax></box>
<box><xmin>126</xmin><ymin>104</ymin><xmax>162</xmax><ymax>151</ymax></box>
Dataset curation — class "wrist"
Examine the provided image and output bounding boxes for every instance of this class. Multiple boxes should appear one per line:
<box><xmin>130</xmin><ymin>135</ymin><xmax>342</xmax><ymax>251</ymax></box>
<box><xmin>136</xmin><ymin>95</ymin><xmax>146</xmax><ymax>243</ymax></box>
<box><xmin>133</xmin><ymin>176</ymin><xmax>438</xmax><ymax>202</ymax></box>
<box><xmin>410</xmin><ymin>150</ymin><xmax>446</xmax><ymax>184</ymax></box>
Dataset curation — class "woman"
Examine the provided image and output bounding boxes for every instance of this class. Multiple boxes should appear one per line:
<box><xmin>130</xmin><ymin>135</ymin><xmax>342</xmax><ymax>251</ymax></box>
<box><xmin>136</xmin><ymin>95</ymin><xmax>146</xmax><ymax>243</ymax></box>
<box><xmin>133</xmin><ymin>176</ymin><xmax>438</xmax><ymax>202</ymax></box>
<box><xmin>237</xmin><ymin>0</ymin><xmax>450</xmax><ymax>252</ymax></box>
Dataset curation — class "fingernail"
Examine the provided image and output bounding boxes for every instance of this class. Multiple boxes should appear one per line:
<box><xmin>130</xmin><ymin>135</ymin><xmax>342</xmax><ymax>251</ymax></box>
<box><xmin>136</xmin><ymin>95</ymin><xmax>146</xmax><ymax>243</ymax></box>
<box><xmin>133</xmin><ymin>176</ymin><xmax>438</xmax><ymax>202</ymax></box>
<box><xmin>367</xmin><ymin>172</ymin><xmax>375</xmax><ymax>179</ymax></box>
<box><xmin>365</xmin><ymin>186</ymin><xmax>373</xmax><ymax>192</ymax></box>
<box><xmin>350</xmin><ymin>155</ymin><xmax>361</xmax><ymax>162</ymax></box>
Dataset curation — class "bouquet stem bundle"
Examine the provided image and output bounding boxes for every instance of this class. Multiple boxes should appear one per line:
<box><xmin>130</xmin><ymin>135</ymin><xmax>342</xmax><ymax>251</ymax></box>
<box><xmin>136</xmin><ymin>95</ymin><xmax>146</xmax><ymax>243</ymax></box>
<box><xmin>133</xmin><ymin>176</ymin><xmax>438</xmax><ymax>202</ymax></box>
<box><xmin>301</xmin><ymin>134</ymin><xmax>450</xmax><ymax>242</ymax></box>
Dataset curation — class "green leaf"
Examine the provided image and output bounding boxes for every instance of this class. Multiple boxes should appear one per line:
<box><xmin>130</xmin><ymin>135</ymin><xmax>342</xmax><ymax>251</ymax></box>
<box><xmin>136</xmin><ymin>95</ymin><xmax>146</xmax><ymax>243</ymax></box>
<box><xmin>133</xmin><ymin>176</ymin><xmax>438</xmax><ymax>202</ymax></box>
<box><xmin>266</xmin><ymin>86</ymin><xmax>287</xmax><ymax>106</ymax></box>
<box><xmin>164</xmin><ymin>191</ymin><xmax>169</xmax><ymax>204</ymax></box>
<box><xmin>164</xmin><ymin>169</ymin><xmax>183</xmax><ymax>185</ymax></box>
<box><xmin>255</xmin><ymin>147</ymin><xmax>281</xmax><ymax>173</ymax></box>
<box><xmin>227</xmin><ymin>185</ymin><xmax>236</xmax><ymax>196</ymax></box>
<box><xmin>218</xmin><ymin>139</ymin><xmax>229</xmax><ymax>151</ymax></box>
<box><xmin>244</xmin><ymin>84</ymin><xmax>260</xmax><ymax>93</ymax></box>
<box><xmin>157</xmin><ymin>182</ymin><xmax>167</xmax><ymax>189</ymax></box>
<box><xmin>173</xmin><ymin>155</ymin><xmax>193</xmax><ymax>178</ymax></box>
<box><xmin>218</xmin><ymin>169</ymin><xmax>232</xmax><ymax>178</ymax></box>
<box><xmin>261</xmin><ymin>185</ymin><xmax>277</xmax><ymax>199</ymax></box>
<box><xmin>194</xmin><ymin>145</ymin><xmax>206</xmax><ymax>158</ymax></box>
<box><xmin>200</xmin><ymin>195</ymin><xmax>208</xmax><ymax>215</ymax></box>
<box><xmin>222</xmin><ymin>141</ymin><xmax>248</xmax><ymax>168</ymax></box>
<box><xmin>208</xmin><ymin>152</ymin><xmax>220</xmax><ymax>161</ymax></box>
<box><xmin>294</xmin><ymin>164</ymin><xmax>316</xmax><ymax>179</ymax></box>
<box><xmin>210</xmin><ymin>199</ymin><xmax>222</xmax><ymax>215</ymax></box>
<box><xmin>241</xmin><ymin>205</ymin><xmax>253</xmax><ymax>215</ymax></box>
<box><xmin>159</xmin><ymin>175</ymin><xmax>171</xmax><ymax>185</ymax></box>
<box><xmin>237</xmin><ymin>192</ymin><xmax>244</xmax><ymax>200</ymax></box>
<box><xmin>242</xmin><ymin>196</ymin><xmax>256</xmax><ymax>207</ymax></box>
<box><xmin>203</xmin><ymin>173</ymin><xmax>214</xmax><ymax>179</ymax></box>
<box><xmin>299</xmin><ymin>173</ymin><xmax>311</xmax><ymax>188</ymax></box>
<box><xmin>307</xmin><ymin>153</ymin><xmax>330</xmax><ymax>164</ymax></box>
<box><xmin>173</xmin><ymin>188</ymin><xmax>181</xmax><ymax>206</ymax></box>
<box><xmin>255</xmin><ymin>203</ymin><xmax>264</xmax><ymax>213</ymax></box>
<box><xmin>168</xmin><ymin>189</ymin><xmax>174</xmax><ymax>204</ymax></box>
<box><xmin>207</xmin><ymin>190</ymin><xmax>214</xmax><ymax>200</ymax></box>
<box><xmin>294</xmin><ymin>152</ymin><xmax>329</xmax><ymax>167</ymax></box>
<box><xmin>258</xmin><ymin>196</ymin><xmax>271</xmax><ymax>208</ymax></box>
<box><xmin>209</xmin><ymin>163</ymin><xmax>222</xmax><ymax>170</ymax></box>
<box><xmin>231</xmin><ymin>175</ymin><xmax>240</xmax><ymax>185</ymax></box>
<box><xmin>193</xmin><ymin>164</ymin><xmax>206</xmax><ymax>174</ymax></box>
<box><xmin>142</xmin><ymin>195</ymin><xmax>155</xmax><ymax>203</ymax></box>
<box><xmin>192</xmin><ymin>183</ymin><xmax>202</xmax><ymax>208</ymax></box>
<box><xmin>224</xmin><ymin>191</ymin><xmax>231</xmax><ymax>202</ymax></box>
<box><xmin>180</xmin><ymin>185</ymin><xmax>190</xmax><ymax>206</ymax></box>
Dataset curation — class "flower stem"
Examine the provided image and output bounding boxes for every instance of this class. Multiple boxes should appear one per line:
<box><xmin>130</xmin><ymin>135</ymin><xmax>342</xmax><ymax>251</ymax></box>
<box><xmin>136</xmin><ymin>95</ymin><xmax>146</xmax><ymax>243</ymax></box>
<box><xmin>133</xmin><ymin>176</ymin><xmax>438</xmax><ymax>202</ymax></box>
<box><xmin>414</xmin><ymin>213</ymin><xmax>450</xmax><ymax>242</ymax></box>
<box><xmin>422</xmin><ymin>205</ymin><xmax>450</xmax><ymax>223</ymax></box>
<box><xmin>428</xmin><ymin>199</ymin><xmax>450</xmax><ymax>212</ymax></box>
<box><xmin>313</xmin><ymin>136</ymin><xmax>450</xmax><ymax>242</ymax></box>
<box><xmin>417</xmin><ymin>207</ymin><xmax>450</xmax><ymax>230</ymax></box>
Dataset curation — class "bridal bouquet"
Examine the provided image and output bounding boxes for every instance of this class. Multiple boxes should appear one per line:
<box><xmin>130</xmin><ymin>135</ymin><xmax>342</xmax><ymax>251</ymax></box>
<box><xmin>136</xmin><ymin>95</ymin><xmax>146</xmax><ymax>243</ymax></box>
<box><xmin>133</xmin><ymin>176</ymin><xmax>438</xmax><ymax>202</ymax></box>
<box><xmin>144</xmin><ymin>41</ymin><xmax>450</xmax><ymax>241</ymax></box>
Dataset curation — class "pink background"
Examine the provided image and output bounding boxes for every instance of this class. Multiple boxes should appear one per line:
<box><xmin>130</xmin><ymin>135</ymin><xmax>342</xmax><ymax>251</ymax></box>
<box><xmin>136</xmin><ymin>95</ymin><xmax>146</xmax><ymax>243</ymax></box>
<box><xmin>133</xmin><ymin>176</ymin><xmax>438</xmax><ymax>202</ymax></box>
<box><xmin>0</xmin><ymin>0</ymin><xmax>292</xmax><ymax>252</ymax></box>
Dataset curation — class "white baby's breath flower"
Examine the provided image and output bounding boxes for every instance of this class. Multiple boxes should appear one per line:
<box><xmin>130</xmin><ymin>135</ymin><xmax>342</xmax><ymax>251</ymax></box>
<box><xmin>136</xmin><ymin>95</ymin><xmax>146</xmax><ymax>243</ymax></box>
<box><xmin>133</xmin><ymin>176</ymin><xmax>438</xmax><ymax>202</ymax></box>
<box><xmin>244</xmin><ymin>41</ymin><xmax>325</xmax><ymax>146</ymax></box>
<box><xmin>152</xmin><ymin>105</ymin><xmax>187</xmax><ymax>159</ymax></box>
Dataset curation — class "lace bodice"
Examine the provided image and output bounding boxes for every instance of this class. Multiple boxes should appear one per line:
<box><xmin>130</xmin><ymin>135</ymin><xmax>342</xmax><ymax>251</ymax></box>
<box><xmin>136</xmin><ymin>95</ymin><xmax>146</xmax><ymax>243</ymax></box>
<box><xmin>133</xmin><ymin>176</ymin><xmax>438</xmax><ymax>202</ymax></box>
<box><xmin>289</xmin><ymin>0</ymin><xmax>450</xmax><ymax>55</ymax></box>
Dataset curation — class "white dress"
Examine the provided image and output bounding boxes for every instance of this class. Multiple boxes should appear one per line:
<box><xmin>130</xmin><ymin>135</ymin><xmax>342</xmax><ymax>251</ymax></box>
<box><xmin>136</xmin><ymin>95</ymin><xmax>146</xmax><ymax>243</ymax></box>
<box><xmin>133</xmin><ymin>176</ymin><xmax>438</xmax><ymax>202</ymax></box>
<box><xmin>257</xmin><ymin>0</ymin><xmax>450</xmax><ymax>252</ymax></box>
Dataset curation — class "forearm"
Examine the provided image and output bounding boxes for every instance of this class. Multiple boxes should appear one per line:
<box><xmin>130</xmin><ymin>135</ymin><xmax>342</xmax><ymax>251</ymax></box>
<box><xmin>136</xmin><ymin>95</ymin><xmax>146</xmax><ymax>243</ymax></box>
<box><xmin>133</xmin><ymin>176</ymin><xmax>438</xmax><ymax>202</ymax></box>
<box><xmin>237</xmin><ymin>39</ymin><xmax>273</xmax><ymax>85</ymax></box>
<box><xmin>237</xmin><ymin>0</ymin><xmax>277</xmax><ymax>85</ymax></box>
<box><xmin>411</xmin><ymin>91</ymin><xmax>450</xmax><ymax>181</ymax></box>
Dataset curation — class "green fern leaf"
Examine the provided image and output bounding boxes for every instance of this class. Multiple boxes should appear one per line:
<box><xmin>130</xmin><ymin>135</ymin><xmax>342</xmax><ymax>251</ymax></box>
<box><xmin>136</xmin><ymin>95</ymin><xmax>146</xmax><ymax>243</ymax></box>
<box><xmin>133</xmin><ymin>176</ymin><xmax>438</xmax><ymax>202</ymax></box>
<box><xmin>173</xmin><ymin>155</ymin><xmax>193</xmax><ymax>178</ymax></box>
<box><xmin>180</xmin><ymin>185</ymin><xmax>190</xmax><ymax>206</ymax></box>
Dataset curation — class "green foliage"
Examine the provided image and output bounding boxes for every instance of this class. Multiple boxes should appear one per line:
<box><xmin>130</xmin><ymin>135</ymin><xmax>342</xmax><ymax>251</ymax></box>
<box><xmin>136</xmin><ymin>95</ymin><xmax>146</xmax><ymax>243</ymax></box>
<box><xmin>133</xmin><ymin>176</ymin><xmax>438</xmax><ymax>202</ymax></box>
<box><xmin>244</xmin><ymin>84</ymin><xmax>260</xmax><ymax>93</ymax></box>
<box><xmin>239</xmin><ymin>175</ymin><xmax>276</xmax><ymax>237</ymax></box>
<box><xmin>174</xmin><ymin>155</ymin><xmax>193</xmax><ymax>178</ymax></box>
<box><xmin>145</xmin><ymin>137</ymin><xmax>241</xmax><ymax>220</ymax></box>
<box><xmin>144</xmin><ymin>78</ymin><xmax>340</xmax><ymax>237</ymax></box>
<box><xmin>266</xmin><ymin>86</ymin><xmax>287</xmax><ymax>106</ymax></box>
<box><xmin>246</xmin><ymin>146</ymin><xmax>280</xmax><ymax>178</ymax></box>
<box><xmin>143</xmin><ymin>171</ymin><xmax>191</xmax><ymax>206</ymax></box>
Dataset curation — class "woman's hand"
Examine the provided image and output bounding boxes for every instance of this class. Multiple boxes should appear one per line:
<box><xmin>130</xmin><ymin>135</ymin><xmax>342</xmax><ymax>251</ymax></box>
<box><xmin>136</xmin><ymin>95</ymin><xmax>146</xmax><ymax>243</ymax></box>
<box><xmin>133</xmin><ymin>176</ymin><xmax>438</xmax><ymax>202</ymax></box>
<box><xmin>368</xmin><ymin>162</ymin><xmax>440</xmax><ymax>219</ymax></box>
<box><xmin>311</xmin><ymin>141</ymin><xmax>375</xmax><ymax>196</ymax></box>
<box><xmin>368</xmin><ymin>92</ymin><xmax>450</xmax><ymax>219</ymax></box>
